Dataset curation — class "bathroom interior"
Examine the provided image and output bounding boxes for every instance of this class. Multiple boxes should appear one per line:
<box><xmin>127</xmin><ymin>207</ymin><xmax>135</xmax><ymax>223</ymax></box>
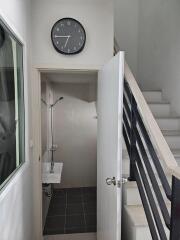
<box><xmin>41</xmin><ymin>71</ymin><xmax>98</xmax><ymax>236</ymax></box>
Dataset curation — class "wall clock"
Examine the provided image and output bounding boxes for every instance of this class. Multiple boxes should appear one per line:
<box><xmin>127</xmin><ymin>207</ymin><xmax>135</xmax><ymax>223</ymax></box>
<box><xmin>51</xmin><ymin>18</ymin><xmax>86</xmax><ymax>55</ymax></box>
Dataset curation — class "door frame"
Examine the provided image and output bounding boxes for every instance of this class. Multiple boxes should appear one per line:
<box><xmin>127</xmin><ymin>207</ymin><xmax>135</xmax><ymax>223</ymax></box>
<box><xmin>34</xmin><ymin>57</ymin><xmax>124</xmax><ymax>239</ymax></box>
<box><xmin>33</xmin><ymin>67</ymin><xmax>99</xmax><ymax>239</ymax></box>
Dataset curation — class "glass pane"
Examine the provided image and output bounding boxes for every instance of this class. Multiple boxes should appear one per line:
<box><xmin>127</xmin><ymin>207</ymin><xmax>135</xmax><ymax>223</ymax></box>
<box><xmin>0</xmin><ymin>20</ymin><xmax>25</xmax><ymax>189</ymax></box>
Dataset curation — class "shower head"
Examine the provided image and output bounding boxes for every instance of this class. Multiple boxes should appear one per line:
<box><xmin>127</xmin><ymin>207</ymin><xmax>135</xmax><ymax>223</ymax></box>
<box><xmin>51</xmin><ymin>96</ymin><xmax>64</xmax><ymax>107</ymax></box>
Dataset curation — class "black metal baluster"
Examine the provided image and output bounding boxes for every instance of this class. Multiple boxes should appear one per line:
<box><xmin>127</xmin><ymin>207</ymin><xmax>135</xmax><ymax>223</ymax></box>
<box><xmin>129</xmin><ymin>93</ymin><xmax>136</xmax><ymax>181</ymax></box>
<box><xmin>170</xmin><ymin>176</ymin><xmax>180</xmax><ymax>240</ymax></box>
<box><xmin>123</xmin><ymin>78</ymin><xmax>180</xmax><ymax>240</ymax></box>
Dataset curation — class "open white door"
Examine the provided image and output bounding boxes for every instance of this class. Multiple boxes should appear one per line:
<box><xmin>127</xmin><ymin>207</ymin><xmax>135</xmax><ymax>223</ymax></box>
<box><xmin>97</xmin><ymin>52</ymin><xmax>124</xmax><ymax>240</ymax></box>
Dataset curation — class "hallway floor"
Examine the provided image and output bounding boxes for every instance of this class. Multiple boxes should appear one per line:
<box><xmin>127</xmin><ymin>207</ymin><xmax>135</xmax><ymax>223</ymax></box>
<box><xmin>44</xmin><ymin>187</ymin><xmax>97</xmax><ymax>235</ymax></box>
<box><xmin>44</xmin><ymin>233</ymin><xmax>97</xmax><ymax>240</ymax></box>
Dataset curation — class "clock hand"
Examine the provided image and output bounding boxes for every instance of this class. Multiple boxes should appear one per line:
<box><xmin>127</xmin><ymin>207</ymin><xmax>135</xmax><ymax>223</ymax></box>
<box><xmin>54</xmin><ymin>35</ymin><xmax>71</xmax><ymax>38</ymax></box>
<box><xmin>64</xmin><ymin>36</ymin><xmax>71</xmax><ymax>48</ymax></box>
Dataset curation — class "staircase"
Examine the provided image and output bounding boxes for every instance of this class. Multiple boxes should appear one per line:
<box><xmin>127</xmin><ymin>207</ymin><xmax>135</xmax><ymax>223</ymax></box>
<box><xmin>122</xmin><ymin>90</ymin><xmax>180</xmax><ymax>240</ymax></box>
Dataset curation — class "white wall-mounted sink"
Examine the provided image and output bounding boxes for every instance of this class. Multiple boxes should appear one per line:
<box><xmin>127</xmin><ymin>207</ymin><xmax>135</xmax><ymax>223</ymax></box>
<box><xmin>42</xmin><ymin>162</ymin><xmax>63</xmax><ymax>184</ymax></box>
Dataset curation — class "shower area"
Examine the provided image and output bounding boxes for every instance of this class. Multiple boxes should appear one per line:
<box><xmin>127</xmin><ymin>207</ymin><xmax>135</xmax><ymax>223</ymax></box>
<box><xmin>41</xmin><ymin>71</ymin><xmax>98</xmax><ymax>236</ymax></box>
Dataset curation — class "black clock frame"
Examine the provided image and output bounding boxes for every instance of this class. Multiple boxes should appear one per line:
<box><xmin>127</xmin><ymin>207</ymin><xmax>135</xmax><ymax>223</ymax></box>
<box><xmin>51</xmin><ymin>18</ymin><xmax>86</xmax><ymax>55</ymax></box>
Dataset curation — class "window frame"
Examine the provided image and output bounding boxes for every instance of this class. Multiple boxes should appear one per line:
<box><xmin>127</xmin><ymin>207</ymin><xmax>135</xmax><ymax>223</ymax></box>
<box><xmin>0</xmin><ymin>17</ymin><xmax>26</xmax><ymax>192</ymax></box>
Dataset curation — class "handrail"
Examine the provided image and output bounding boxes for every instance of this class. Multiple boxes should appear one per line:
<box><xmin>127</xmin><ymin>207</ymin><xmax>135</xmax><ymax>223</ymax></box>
<box><xmin>125</xmin><ymin>62</ymin><xmax>180</xmax><ymax>179</ymax></box>
<box><xmin>123</xmin><ymin>60</ymin><xmax>180</xmax><ymax>239</ymax></box>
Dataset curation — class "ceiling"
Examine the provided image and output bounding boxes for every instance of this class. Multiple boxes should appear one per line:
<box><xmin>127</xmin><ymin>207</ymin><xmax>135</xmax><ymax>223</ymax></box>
<box><xmin>41</xmin><ymin>70</ymin><xmax>97</xmax><ymax>84</ymax></box>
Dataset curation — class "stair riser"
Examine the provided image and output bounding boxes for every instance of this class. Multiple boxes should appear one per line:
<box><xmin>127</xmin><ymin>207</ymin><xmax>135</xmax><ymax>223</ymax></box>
<box><xmin>156</xmin><ymin>118</ymin><xmax>180</xmax><ymax>131</ymax></box>
<box><xmin>123</xmin><ymin>161</ymin><xmax>160</xmax><ymax>181</ymax></box>
<box><xmin>165</xmin><ymin>136</ymin><xmax>180</xmax><ymax>149</ymax></box>
<box><xmin>123</xmin><ymin>157</ymin><xmax>159</xmax><ymax>175</ymax></box>
<box><xmin>123</xmin><ymin>151</ymin><xmax>180</xmax><ymax>167</ymax></box>
<box><xmin>123</xmin><ymin>207</ymin><xmax>170</xmax><ymax>240</ymax></box>
<box><xmin>143</xmin><ymin>91</ymin><xmax>162</xmax><ymax>103</ymax></box>
<box><xmin>148</xmin><ymin>104</ymin><xmax>171</xmax><ymax>117</ymax></box>
<box><xmin>123</xmin><ymin>157</ymin><xmax>166</xmax><ymax>176</ymax></box>
<box><xmin>123</xmin><ymin>186</ymin><xmax>168</xmax><ymax>206</ymax></box>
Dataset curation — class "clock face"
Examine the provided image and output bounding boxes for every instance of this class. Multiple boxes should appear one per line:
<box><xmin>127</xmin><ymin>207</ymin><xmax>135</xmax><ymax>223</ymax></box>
<box><xmin>51</xmin><ymin>18</ymin><xmax>86</xmax><ymax>55</ymax></box>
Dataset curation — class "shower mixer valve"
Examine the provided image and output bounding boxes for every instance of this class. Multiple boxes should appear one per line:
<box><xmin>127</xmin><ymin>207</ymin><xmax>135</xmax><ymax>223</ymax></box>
<box><xmin>49</xmin><ymin>144</ymin><xmax>58</xmax><ymax>152</ymax></box>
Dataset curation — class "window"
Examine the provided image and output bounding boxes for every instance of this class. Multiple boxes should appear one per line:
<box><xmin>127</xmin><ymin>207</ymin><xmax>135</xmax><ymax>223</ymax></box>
<box><xmin>0</xmin><ymin>20</ymin><xmax>25</xmax><ymax>190</ymax></box>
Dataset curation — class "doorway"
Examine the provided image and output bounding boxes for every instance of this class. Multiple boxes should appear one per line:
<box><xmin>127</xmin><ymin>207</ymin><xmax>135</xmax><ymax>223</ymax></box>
<box><xmin>40</xmin><ymin>70</ymin><xmax>98</xmax><ymax>236</ymax></box>
<box><xmin>35</xmin><ymin>52</ymin><xmax>124</xmax><ymax>240</ymax></box>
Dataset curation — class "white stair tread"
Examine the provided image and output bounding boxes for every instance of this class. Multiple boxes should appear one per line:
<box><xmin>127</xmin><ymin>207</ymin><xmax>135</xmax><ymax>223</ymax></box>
<box><xmin>148</xmin><ymin>101</ymin><xmax>169</xmax><ymax>105</ymax></box>
<box><xmin>162</xmin><ymin>130</ymin><xmax>180</xmax><ymax>136</ymax></box>
<box><xmin>156</xmin><ymin>116</ymin><xmax>180</xmax><ymax>119</ymax></box>
<box><xmin>123</xmin><ymin>148</ymin><xmax>180</xmax><ymax>159</ymax></box>
<box><xmin>143</xmin><ymin>90</ymin><xmax>162</xmax><ymax>92</ymax></box>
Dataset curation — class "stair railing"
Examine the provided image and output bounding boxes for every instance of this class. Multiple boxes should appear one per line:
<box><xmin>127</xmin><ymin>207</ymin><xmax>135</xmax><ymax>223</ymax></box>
<box><xmin>123</xmin><ymin>62</ymin><xmax>180</xmax><ymax>240</ymax></box>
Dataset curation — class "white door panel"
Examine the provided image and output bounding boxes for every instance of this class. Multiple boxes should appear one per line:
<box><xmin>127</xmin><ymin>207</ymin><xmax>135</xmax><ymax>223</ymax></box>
<box><xmin>97</xmin><ymin>52</ymin><xmax>124</xmax><ymax>240</ymax></box>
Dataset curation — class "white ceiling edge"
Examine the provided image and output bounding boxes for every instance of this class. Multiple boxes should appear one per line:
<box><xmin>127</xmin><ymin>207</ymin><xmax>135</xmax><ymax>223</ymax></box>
<box><xmin>41</xmin><ymin>71</ymin><xmax>98</xmax><ymax>84</ymax></box>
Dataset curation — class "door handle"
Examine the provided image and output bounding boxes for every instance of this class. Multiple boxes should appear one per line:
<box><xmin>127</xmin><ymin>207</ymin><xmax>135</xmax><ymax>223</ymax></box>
<box><xmin>106</xmin><ymin>177</ymin><xmax>116</xmax><ymax>186</ymax></box>
<box><xmin>106</xmin><ymin>177</ymin><xmax>128</xmax><ymax>187</ymax></box>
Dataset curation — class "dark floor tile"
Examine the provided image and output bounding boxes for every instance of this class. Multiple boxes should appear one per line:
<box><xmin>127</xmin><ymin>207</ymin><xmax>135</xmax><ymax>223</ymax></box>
<box><xmin>66</xmin><ymin>188</ymin><xmax>82</xmax><ymax>196</ymax></box>
<box><xmin>44</xmin><ymin>187</ymin><xmax>97</xmax><ymax>235</ymax></box>
<box><xmin>48</xmin><ymin>204</ymin><xmax>66</xmax><ymax>217</ymax></box>
<box><xmin>66</xmin><ymin>203</ymin><xmax>84</xmax><ymax>215</ymax></box>
<box><xmin>66</xmin><ymin>214</ymin><xmax>85</xmax><ymax>228</ymax></box>
<box><xmin>83</xmin><ymin>187</ymin><xmax>97</xmax><ymax>195</ymax></box>
<box><xmin>67</xmin><ymin>194</ymin><xmax>82</xmax><ymax>204</ymax></box>
<box><xmin>86</xmin><ymin>225</ymin><xmax>97</xmax><ymax>233</ymax></box>
<box><xmin>44</xmin><ymin>216</ymin><xmax>65</xmax><ymax>231</ymax></box>
<box><xmin>65</xmin><ymin>227</ymin><xmax>86</xmax><ymax>234</ymax></box>
<box><xmin>44</xmin><ymin>227</ymin><xmax>65</xmax><ymax>235</ymax></box>
<box><xmin>84</xmin><ymin>203</ymin><xmax>96</xmax><ymax>214</ymax></box>
<box><xmin>51</xmin><ymin>196</ymin><xmax>66</xmax><ymax>205</ymax></box>
<box><xmin>85</xmin><ymin>214</ymin><xmax>97</xmax><ymax>226</ymax></box>
<box><xmin>83</xmin><ymin>194</ymin><xmax>96</xmax><ymax>203</ymax></box>
<box><xmin>53</xmin><ymin>189</ymin><xmax>66</xmax><ymax>198</ymax></box>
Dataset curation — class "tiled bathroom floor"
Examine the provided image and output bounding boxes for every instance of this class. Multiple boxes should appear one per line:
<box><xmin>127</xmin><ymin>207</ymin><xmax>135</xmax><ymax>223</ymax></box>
<box><xmin>44</xmin><ymin>187</ymin><xmax>97</xmax><ymax>235</ymax></box>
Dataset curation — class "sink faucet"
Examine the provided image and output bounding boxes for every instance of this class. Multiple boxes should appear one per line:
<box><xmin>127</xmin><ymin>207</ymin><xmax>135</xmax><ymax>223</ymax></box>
<box><xmin>50</xmin><ymin>160</ymin><xmax>54</xmax><ymax>173</ymax></box>
<box><xmin>49</xmin><ymin>145</ymin><xmax>56</xmax><ymax>173</ymax></box>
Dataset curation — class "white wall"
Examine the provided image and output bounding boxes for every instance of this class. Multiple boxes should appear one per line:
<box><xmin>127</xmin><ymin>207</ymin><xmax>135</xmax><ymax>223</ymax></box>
<box><xmin>32</xmin><ymin>0</ymin><xmax>113</xmax><ymax>70</ymax></box>
<box><xmin>137</xmin><ymin>0</ymin><xmax>180</xmax><ymax>115</ymax></box>
<box><xmin>115</xmin><ymin>0</ymin><xmax>180</xmax><ymax>116</ymax></box>
<box><xmin>41</xmin><ymin>81</ymin><xmax>48</xmax><ymax>156</ymax></box>
<box><xmin>50</xmin><ymin>78</ymin><xmax>97</xmax><ymax>188</ymax></box>
<box><xmin>31</xmin><ymin>0</ymin><xmax>113</xmax><ymax>236</ymax></box>
<box><xmin>114</xmin><ymin>0</ymin><xmax>139</xmax><ymax>78</ymax></box>
<box><xmin>0</xmin><ymin>0</ymin><xmax>34</xmax><ymax>240</ymax></box>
